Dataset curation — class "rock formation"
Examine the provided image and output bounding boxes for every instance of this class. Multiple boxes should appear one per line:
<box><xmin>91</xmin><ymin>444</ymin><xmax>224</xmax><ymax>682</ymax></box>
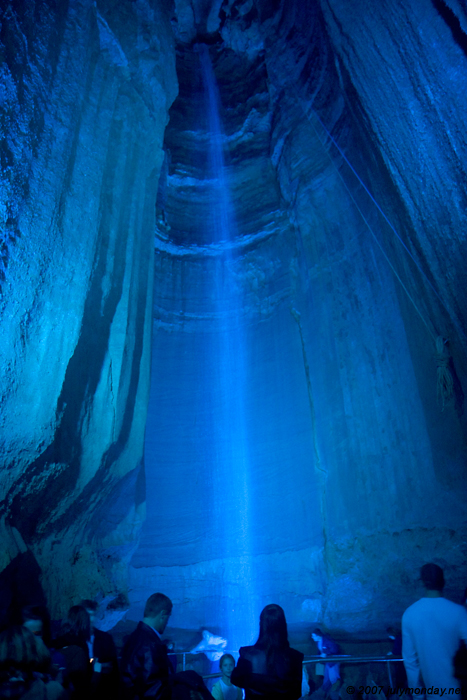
<box><xmin>0</xmin><ymin>0</ymin><xmax>177</xmax><ymax>618</ymax></box>
<box><xmin>1</xmin><ymin>0</ymin><xmax>466</xmax><ymax>635</ymax></box>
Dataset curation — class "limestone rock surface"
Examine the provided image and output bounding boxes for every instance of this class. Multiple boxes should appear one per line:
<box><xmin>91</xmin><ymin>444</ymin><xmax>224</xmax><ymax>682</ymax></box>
<box><xmin>0</xmin><ymin>0</ymin><xmax>177</xmax><ymax>615</ymax></box>
<box><xmin>131</xmin><ymin>0</ymin><xmax>467</xmax><ymax>639</ymax></box>
<box><xmin>1</xmin><ymin>0</ymin><xmax>467</xmax><ymax>638</ymax></box>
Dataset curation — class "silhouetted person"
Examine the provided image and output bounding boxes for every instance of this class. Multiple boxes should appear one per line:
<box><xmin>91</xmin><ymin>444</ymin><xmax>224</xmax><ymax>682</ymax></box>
<box><xmin>0</xmin><ymin>625</ymin><xmax>67</xmax><ymax>699</ymax></box>
<box><xmin>310</xmin><ymin>628</ymin><xmax>340</xmax><ymax>694</ymax></box>
<box><xmin>120</xmin><ymin>592</ymin><xmax>173</xmax><ymax>700</ymax></box>
<box><xmin>402</xmin><ymin>562</ymin><xmax>467</xmax><ymax>692</ymax></box>
<box><xmin>231</xmin><ymin>603</ymin><xmax>303</xmax><ymax>700</ymax></box>
<box><xmin>456</xmin><ymin>584</ymin><xmax>467</xmax><ymax>700</ymax></box>
<box><xmin>22</xmin><ymin>605</ymin><xmax>47</xmax><ymax>640</ymax></box>
<box><xmin>81</xmin><ymin>599</ymin><xmax>120</xmax><ymax>699</ymax></box>
<box><xmin>54</xmin><ymin>605</ymin><xmax>92</xmax><ymax>699</ymax></box>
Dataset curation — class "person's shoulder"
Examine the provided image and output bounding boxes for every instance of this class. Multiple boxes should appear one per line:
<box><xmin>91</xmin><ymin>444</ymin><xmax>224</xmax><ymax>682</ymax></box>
<box><xmin>289</xmin><ymin>646</ymin><xmax>304</xmax><ymax>661</ymax></box>
<box><xmin>411</xmin><ymin>597</ymin><xmax>465</xmax><ymax>611</ymax></box>
<box><xmin>239</xmin><ymin>645</ymin><xmax>259</xmax><ymax>661</ymax></box>
<box><xmin>439</xmin><ymin>597</ymin><xmax>466</xmax><ymax>609</ymax></box>
<box><xmin>134</xmin><ymin>621</ymin><xmax>158</xmax><ymax>639</ymax></box>
<box><xmin>239</xmin><ymin>645</ymin><xmax>256</xmax><ymax>655</ymax></box>
<box><xmin>124</xmin><ymin>621</ymin><xmax>155</xmax><ymax>649</ymax></box>
<box><xmin>44</xmin><ymin>678</ymin><xmax>69</xmax><ymax>700</ymax></box>
<box><xmin>94</xmin><ymin>627</ymin><xmax>115</xmax><ymax>645</ymax></box>
<box><xmin>437</xmin><ymin>598</ymin><xmax>467</xmax><ymax>617</ymax></box>
<box><xmin>402</xmin><ymin>597</ymin><xmax>425</xmax><ymax>618</ymax></box>
<box><xmin>404</xmin><ymin>596</ymin><xmax>466</xmax><ymax>619</ymax></box>
<box><xmin>94</xmin><ymin>627</ymin><xmax>117</xmax><ymax>657</ymax></box>
<box><xmin>211</xmin><ymin>680</ymin><xmax>222</xmax><ymax>692</ymax></box>
<box><xmin>211</xmin><ymin>681</ymin><xmax>221</xmax><ymax>692</ymax></box>
<box><xmin>322</xmin><ymin>636</ymin><xmax>338</xmax><ymax>649</ymax></box>
<box><xmin>22</xmin><ymin>678</ymin><xmax>51</xmax><ymax>700</ymax></box>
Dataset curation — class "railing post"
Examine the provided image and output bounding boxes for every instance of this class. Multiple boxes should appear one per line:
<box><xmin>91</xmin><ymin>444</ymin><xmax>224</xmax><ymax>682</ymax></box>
<box><xmin>387</xmin><ymin>660</ymin><xmax>393</xmax><ymax>687</ymax></box>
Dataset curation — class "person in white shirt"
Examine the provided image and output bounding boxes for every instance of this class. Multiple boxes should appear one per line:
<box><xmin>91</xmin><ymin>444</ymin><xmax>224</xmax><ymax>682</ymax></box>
<box><xmin>402</xmin><ymin>563</ymin><xmax>467</xmax><ymax>692</ymax></box>
<box><xmin>212</xmin><ymin>653</ymin><xmax>243</xmax><ymax>700</ymax></box>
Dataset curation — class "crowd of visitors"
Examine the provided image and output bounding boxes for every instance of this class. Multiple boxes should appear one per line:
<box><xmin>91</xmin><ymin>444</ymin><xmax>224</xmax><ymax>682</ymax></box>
<box><xmin>1</xmin><ymin>563</ymin><xmax>466</xmax><ymax>700</ymax></box>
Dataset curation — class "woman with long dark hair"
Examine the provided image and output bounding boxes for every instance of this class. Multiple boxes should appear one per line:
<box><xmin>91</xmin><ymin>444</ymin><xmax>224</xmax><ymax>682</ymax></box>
<box><xmin>231</xmin><ymin>604</ymin><xmax>303</xmax><ymax>700</ymax></box>
<box><xmin>53</xmin><ymin>605</ymin><xmax>92</xmax><ymax>699</ymax></box>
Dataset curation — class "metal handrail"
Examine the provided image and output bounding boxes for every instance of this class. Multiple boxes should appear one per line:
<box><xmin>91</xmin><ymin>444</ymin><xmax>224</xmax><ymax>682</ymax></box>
<box><xmin>174</xmin><ymin>651</ymin><xmax>404</xmax><ymax>684</ymax></box>
<box><xmin>175</xmin><ymin>650</ymin><xmax>240</xmax><ymax>672</ymax></box>
<box><xmin>304</xmin><ymin>656</ymin><xmax>403</xmax><ymax>663</ymax></box>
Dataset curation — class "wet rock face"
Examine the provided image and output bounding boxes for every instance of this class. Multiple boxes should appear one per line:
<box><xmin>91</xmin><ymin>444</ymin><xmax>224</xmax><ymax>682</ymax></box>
<box><xmin>133</xmin><ymin>0</ymin><xmax>467</xmax><ymax>637</ymax></box>
<box><xmin>1</xmin><ymin>0</ymin><xmax>467</xmax><ymax>634</ymax></box>
<box><xmin>0</xmin><ymin>0</ymin><xmax>177</xmax><ymax>616</ymax></box>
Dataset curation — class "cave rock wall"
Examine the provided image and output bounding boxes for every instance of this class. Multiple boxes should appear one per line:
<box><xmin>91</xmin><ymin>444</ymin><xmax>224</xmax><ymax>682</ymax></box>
<box><xmin>131</xmin><ymin>0</ymin><xmax>467</xmax><ymax>636</ymax></box>
<box><xmin>0</xmin><ymin>0</ymin><xmax>177</xmax><ymax>616</ymax></box>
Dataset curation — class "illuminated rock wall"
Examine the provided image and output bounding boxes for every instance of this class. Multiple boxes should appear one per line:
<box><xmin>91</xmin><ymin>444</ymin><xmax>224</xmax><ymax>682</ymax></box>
<box><xmin>1</xmin><ymin>0</ymin><xmax>466</xmax><ymax>634</ymax></box>
<box><xmin>0</xmin><ymin>0</ymin><xmax>177</xmax><ymax>616</ymax></box>
<box><xmin>132</xmin><ymin>0</ymin><xmax>467</xmax><ymax>636</ymax></box>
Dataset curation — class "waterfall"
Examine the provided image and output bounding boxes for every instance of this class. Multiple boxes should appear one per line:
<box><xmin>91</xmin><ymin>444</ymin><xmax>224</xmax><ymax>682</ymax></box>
<box><xmin>197</xmin><ymin>44</ymin><xmax>257</xmax><ymax>651</ymax></box>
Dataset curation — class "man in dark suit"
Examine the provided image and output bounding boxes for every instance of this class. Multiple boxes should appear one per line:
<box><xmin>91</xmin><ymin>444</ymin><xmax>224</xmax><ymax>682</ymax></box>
<box><xmin>121</xmin><ymin>592</ymin><xmax>173</xmax><ymax>700</ymax></box>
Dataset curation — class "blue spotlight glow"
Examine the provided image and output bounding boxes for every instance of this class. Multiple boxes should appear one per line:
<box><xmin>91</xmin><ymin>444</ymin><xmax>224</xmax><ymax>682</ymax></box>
<box><xmin>198</xmin><ymin>44</ymin><xmax>257</xmax><ymax>649</ymax></box>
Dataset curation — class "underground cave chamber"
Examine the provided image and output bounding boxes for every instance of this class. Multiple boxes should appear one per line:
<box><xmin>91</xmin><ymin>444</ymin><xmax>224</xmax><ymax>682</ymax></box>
<box><xmin>0</xmin><ymin>0</ymin><xmax>466</xmax><ymax>641</ymax></box>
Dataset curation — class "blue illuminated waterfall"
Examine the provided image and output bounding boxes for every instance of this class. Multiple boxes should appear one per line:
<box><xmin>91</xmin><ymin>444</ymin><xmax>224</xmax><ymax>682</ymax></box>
<box><xmin>198</xmin><ymin>44</ymin><xmax>256</xmax><ymax>650</ymax></box>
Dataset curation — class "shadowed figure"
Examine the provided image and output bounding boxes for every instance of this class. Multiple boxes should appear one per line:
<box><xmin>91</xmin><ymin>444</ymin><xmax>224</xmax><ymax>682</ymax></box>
<box><xmin>231</xmin><ymin>604</ymin><xmax>303</xmax><ymax>700</ymax></box>
<box><xmin>402</xmin><ymin>562</ymin><xmax>467</xmax><ymax>693</ymax></box>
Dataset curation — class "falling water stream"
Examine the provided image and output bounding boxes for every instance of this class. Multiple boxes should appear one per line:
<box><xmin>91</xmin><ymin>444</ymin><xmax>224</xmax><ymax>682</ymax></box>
<box><xmin>197</xmin><ymin>44</ymin><xmax>256</xmax><ymax>650</ymax></box>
